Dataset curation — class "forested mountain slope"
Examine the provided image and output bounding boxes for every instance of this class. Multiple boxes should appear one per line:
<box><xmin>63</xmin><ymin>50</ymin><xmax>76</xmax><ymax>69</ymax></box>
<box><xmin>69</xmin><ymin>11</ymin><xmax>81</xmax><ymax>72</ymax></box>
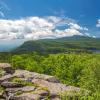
<box><xmin>13</xmin><ymin>36</ymin><xmax>100</xmax><ymax>54</ymax></box>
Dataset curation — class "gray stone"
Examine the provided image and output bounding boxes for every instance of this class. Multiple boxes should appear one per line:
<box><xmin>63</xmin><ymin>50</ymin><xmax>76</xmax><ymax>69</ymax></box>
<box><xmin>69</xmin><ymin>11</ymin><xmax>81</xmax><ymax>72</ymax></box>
<box><xmin>34</xmin><ymin>88</ymin><xmax>49</xmax><ymax>97</ymax></box>
<box><xmin>1</xmin><ymin>82</ymin><xmax>25</xmax><ymax>88</ymax></box>
<box><xmin>6</xmin><ymin>86</ymin><xmax>35</xmax><ymax>93</ymax></box>
<box><xmin>0</xmin><ymin>74</ymin><xmax>14</xmax><ymax>83</ymax></box>
<box><xmin>32</xmin><ymin>79</ymin><xmax>80</xmax><ymax>96</ymax></box>
<box><xmin>14</xmin><ymin>70</ymin><xmax>60</xmax><ymax>83</ymax></box>
<box><xmin>0</xmin><ymin>63</ymin><xmax>14</xmax><ymax>74</ymax></box>
<box><xmin>10</xmin><ymin>93</ymin><xmax>41</xmax><ymax>100</ymax></box>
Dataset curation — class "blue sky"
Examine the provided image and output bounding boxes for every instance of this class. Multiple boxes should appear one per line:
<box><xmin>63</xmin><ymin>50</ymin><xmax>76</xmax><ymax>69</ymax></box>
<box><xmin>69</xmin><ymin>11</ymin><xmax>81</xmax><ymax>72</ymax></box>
<box><xmin>0</xmin><ymin>0</ymin><xmax>100</xmax><ymax>40</ymax></box>
<box><xmin>2</xmin><ymin>0</ymin><xmax>100</xmax><ymax>25</ymax></box>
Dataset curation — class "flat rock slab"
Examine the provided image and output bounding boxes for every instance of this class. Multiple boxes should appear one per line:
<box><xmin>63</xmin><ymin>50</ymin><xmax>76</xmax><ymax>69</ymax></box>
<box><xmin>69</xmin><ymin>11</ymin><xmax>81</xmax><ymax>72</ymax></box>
<box><xmin>0</xmin><ymin>74</ymin><xmax>14</xmax><ymax>83</ymax></box>
<box><xmin>1</xmin><ymin>82</ymin><xmax>25</xmax><ymax>88</ymax></box>
<box><xmin>14</xmin><ymin>70</ymin><xmax>60</xmax><ymax>83</ymax></box>
<box><xmin>6</xmin><ymin>86</ymin><xmax>35</xmax><ymax>93</ymax></box>
<box><xmin>32</xmin><ymin>79</ymin><xmax>80</xmax><ymax>95</ymax></box>
<box><xmin>0</xmin><ymin>63</ymin><xmax>11</xmax><ymax>69</ymax></box>
<box><xmin>10</xmin><ymin>93</ymin><xmax>41</xmax><ymax>100</ymax></box>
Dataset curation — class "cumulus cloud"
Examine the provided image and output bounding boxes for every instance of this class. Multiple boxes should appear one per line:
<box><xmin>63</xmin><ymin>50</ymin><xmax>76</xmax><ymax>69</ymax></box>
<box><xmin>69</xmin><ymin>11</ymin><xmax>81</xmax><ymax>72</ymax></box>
<box><xmin>0</xmin><ymin>16</ymin><xmax>88</xmax><ymax>40</ymax></box>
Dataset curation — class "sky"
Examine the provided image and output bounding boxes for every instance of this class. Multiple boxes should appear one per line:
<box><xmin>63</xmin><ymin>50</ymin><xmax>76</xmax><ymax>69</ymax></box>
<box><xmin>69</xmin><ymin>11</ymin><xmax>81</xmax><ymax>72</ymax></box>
<box><xmin>0</xmin><ymin>0</ymin><xmax>100</xmax><ymax>41</ymax></box>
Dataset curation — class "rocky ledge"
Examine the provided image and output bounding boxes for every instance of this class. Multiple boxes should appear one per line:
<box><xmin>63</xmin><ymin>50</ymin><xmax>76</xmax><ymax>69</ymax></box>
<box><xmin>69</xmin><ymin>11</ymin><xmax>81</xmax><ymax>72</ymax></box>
<box><xmin>0</xmin><ymin>63</ymin><xmax>89</xmax><ymax>100</ymax></box>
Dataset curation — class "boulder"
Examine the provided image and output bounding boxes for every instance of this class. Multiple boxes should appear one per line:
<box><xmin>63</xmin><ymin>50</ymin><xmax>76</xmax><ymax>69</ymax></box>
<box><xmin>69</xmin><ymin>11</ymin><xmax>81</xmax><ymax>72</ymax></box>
<box><xmin>14</xmin><ymin>70</ymin><xmax>60</xmax><ymax>83</ymax></box>
<box><xmin>0</xmin><ymin>63</ymin><xmax>14</xmax><ymax>74</ymax></box>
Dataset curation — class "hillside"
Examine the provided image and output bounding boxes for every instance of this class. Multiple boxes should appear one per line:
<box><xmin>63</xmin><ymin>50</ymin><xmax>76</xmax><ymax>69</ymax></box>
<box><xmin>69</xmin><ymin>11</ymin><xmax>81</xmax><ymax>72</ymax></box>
<box><xmin>13</xmin><ymin>36</ymin><xmax>100</xmax><ymax>54</ymax></box>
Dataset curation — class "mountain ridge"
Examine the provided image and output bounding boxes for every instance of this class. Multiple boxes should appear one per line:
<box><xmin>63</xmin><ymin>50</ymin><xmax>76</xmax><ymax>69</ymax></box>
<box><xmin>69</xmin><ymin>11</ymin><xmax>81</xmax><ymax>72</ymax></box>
<box><xmin>12</xmin><ymin>35</ymin><xmax>100</xmax><ymax>54</ymax></box>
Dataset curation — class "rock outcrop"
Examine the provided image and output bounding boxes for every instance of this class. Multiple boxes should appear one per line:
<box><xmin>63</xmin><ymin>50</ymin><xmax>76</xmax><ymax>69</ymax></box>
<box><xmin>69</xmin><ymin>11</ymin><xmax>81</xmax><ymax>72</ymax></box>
<box><xmin>0</xmin><ymin>63</ymin><xmax>88</xmax><ymax>100</ymax></box>
<box><xmin>0</xmin><ymin>63</ymin><xmax>14</xmax><ymax>74</ymax></box>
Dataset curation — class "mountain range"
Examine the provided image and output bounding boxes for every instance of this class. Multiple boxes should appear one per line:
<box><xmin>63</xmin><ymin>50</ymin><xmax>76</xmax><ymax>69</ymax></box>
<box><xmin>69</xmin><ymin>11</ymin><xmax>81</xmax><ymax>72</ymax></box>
<box><xmin>11</xmin><ymin>35</ymin><xmax>100</xmax><ymax>54</ymax></box>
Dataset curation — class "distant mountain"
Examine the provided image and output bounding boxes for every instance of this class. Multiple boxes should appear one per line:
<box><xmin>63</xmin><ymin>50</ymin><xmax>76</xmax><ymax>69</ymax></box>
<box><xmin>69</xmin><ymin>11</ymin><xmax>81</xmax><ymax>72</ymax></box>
<box><xmin>12</xmin><ymin>36</ymin><xmax>100</xmax><ymax>54</ymax></box>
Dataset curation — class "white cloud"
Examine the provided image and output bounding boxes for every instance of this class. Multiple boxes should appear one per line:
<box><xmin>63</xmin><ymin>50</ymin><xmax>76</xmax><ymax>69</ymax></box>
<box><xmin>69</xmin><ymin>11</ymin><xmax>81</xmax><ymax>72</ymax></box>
<box><xmin>68</xmin><ymin>23</ymin><xmax>83</xmax><ymax>30</ymax></box>
<box><xmin>96</xmin><ymin>19</ymin><xmax>100</xmax><ymax>27</ymax></box>
<box><xmin>0</xmin><ymin>16</ymin><xmax>88</xmax><ymax>40</ymax></box>
<box><xmin>92</xmin><ymin>36</ymin><xmax>96</xmax><ymax>38</ymax></box>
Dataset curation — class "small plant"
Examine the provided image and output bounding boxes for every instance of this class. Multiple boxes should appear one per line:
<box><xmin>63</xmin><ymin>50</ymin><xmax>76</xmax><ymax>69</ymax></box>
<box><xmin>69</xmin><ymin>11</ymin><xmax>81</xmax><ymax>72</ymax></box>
<box><xmin>11</xmin><ymin>77</ymin><xmax>39</xmax><ymax>87</ymax></box>
<box><xmin>38</xmin><ymin>87</ymin><xmax>49</xmax><ymax>92</ymax></box>
<box><xmin>0</xmin><ymin>69</ymin><xmax>5</xmax><ymax>77</ymax></box>
<box><xmin>15</xmin><ymin>91</ymin><xmax>23</xmax><ymax>95</ymax></box>
<box><xmin>11</xmin><ymin>78</ymin><xmax>25</xmax><ymax>83</ymax></box>
<box><xmin>0</xmin><ymin>86</ymin><xmax>4</xmax><ymax>92</ymax></box>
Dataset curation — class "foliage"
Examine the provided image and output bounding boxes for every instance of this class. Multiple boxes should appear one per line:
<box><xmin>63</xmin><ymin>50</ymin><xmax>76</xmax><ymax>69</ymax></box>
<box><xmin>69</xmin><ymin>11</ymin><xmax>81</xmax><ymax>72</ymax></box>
<box><xmin>59</xmin><ymin>92</ymin><xmax>100</xmax><ymax>100</ymax></box>
<box><xmin>0</xmin><ymin>85</ymin><xmax>4</xmax><ymax>92</ymax></box>
<box><xmin>0</xmin><ymin>51</ymin><xmax>100</xmax><ymax>98</ymax></box>
<box><xmin>9</xmin><ymin>53</ymin><xmax>100</xmax><ymax>93</ymax></box>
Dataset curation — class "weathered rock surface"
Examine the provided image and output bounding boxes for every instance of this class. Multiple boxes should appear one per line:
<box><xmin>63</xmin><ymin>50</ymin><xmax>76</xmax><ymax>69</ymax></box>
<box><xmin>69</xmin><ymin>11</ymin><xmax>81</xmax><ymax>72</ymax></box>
<box><xmin>0</xmin><ymin>63</ymin><xmax>14</xmax><ymax>74</ymax></box>
<box><xmin>32</xmin><ymin>79</ymin><xmax>80</xmax><ymax>95</ymax></box>
<box><xmin>0</xmin><ymin>75</ymin><xmax>14</xmax><ymax>83</ymax></box>
<box><xmin>10</xmin><ymin>93</ymin><xmax>41</xmax><ymax>100</ymax></box>
<box><xmin>0</xmin><ymin>63</ymin><xmax>87</xmax><ymax>100</ymax></box>
<box><xmin>1</xmin><ymin>82</ymin><xmax>25</xmax><ymax>88</ymax></box>
<box><xmin>13</xmin><ymin>70</ymin><xmax>60</xmax><ymax>83</ymax></box>
<box><xmin>6</xmin><ymin>86</ymin><xmax>35</xmax><ymax>93</ymax></box>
